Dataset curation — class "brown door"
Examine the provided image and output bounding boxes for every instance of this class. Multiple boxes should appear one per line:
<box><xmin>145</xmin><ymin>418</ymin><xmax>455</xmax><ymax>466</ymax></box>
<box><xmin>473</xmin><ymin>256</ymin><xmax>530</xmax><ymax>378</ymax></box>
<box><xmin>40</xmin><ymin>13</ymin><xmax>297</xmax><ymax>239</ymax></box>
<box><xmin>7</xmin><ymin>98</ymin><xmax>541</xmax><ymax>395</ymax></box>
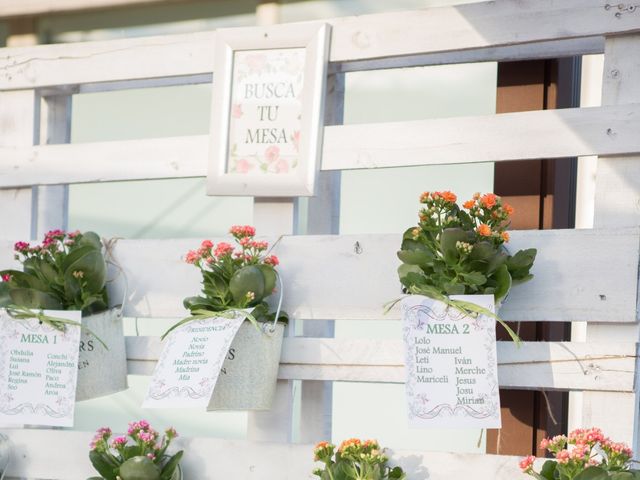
<box><xmin>486</xmin><ymin>59</ymin><xmax>579</xmax><ymax>456</ymax></box>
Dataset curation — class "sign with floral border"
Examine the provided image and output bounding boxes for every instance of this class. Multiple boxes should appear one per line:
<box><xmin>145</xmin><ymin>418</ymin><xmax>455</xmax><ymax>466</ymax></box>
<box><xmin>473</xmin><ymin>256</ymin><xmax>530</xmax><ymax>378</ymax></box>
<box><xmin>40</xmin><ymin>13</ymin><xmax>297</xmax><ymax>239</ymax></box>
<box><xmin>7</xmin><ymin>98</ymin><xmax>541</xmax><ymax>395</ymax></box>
<box><xmin>143</xmin><ymin>314</ymin><xmax>245</xmax><ymax>409</ymax></box>
<box><xmin>207</xmin><ymin>23</ymin><xmax>330</xmax><ymax>197</ymax></box>
<box><xmin>401</xmin><ymin>294</ymin><xmax>501</xmax><ymax>428</ymax></box>
<box><xmin>0</xmin><ymin>309</ymin><xmax>81</xmax><ymax>427</ymax></box>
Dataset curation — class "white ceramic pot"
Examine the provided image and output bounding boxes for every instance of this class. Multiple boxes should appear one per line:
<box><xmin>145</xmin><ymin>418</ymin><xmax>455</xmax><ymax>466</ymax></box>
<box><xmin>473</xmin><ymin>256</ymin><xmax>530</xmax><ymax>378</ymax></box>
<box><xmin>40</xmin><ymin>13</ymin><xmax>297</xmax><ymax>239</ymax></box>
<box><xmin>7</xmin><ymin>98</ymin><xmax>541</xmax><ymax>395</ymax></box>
<box><xmin>207</xmin><ymin>321</ymin><xmax>285</xmax><ymax>411</ymax></box>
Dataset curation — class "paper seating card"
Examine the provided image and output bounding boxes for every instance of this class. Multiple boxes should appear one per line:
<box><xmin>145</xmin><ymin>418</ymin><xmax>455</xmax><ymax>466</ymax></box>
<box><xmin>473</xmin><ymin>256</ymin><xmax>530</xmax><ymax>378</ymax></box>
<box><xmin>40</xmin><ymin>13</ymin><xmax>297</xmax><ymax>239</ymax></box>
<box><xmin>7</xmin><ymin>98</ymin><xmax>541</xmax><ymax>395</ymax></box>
<box><xmin>402</xmin><ymin>295</ymin><xmax>501</xmax><ymax>429</ymax></box>
<box><xmin>143</xmin><ymin>313</ymin><xmax>246</xmax><ymax>408</ymax></box>
<box><xmin>0</xmin><ymin>310</ymin><xmax>82</xmax><ymax>427</ymax></box>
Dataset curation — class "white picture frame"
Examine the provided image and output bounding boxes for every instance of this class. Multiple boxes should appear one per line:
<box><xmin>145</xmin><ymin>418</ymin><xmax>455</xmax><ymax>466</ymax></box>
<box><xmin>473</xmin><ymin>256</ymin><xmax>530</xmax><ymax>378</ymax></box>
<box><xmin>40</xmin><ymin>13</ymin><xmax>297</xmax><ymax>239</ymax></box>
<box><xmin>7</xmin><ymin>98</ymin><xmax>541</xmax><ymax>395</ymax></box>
<box><xmin>207</xmin><ymin>23</ymin><xmax>331</xmax><ymax>197</ymax></box>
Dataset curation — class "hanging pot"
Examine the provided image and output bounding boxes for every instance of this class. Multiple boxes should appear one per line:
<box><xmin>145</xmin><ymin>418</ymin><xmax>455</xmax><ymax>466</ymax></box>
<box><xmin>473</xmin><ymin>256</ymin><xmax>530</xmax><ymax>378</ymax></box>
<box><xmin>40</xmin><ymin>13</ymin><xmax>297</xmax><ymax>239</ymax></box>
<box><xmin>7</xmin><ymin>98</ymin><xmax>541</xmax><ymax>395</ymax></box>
<box><xmin>207</xmin><ymin>321</ymin><xmax>285</xmax><ymax>411</ymax></box>
<box><xmin>76</xmin><ymin>308</ymin><xmax>128</xmax><ymax>401</ymax></box>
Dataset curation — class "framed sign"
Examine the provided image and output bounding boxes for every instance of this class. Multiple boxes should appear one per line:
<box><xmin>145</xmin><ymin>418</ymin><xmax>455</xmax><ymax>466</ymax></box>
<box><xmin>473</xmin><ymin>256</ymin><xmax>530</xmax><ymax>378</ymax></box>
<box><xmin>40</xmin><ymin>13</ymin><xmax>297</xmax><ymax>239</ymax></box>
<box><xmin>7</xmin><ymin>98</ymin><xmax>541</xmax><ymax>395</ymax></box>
<box><xmin>207</xmin><ymin>23</ymin><xmax>330</xmax><ymax>197</ymax></box>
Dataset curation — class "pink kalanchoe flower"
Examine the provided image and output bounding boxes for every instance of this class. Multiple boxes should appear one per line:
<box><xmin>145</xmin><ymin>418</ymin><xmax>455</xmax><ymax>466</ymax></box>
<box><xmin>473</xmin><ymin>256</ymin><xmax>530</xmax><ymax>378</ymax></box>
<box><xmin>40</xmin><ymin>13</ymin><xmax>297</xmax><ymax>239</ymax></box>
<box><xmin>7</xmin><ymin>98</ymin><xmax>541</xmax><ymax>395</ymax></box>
<box><xmin>138</xmin><ymin>431</ymin><xmax>156</xmax><ymax>443</ymax></box>
<box><xmin>14</xmin><ymin>241</ymin><xmax>30</xmax><ymax>253</ymax></box>
<box><xmin>239</xmin><ymin>237</ymin><xmax>251</xmax><ymax>247</ymax></box>
<box><xmin>214</xmin><ymin>242</ymin><xmax>234</xmax><ymax>257</ymax></box>
<box><xmin>201</xmin><ymin>240</ymin><xmax>213</xmax><ymax>249</ymax></box>
<box><xmin>147</xmin><ymin>453</ymin><xmax>156</xmax><ymax>460</ymax></box>
<box><xmin>555</xmin><ymin>450</ymin><xmax>570</xmax><ymax>464</ymax></box>
<box><xmin>110</xmin><ymin>436</ymin><xmax>127</xmax><ymax>448</ymax></box>
<box><xmin>185</xmin><ymin>250</ymin><xmax>200</xmax><ymax>265</ymax></box>
<box><xmin>519</xmin><ymin>455</ymin><xmax>535</xmax><ymax>472</ymax></box>
<box><xmin>264</xmin><ymin>255</ymin><xmax>279</xmax><ymax>267</ymax></box>
<box><xmin>230</xmin><ymin>225</ymin><xmax>256</xmax><ymax>238</ymax></box>
<box><xmin>67</xmin><ymin>230</ymin><xmax>81</xmax><ymax>239</ymax></box>
<box><xmin>165</xmin><ymin>427</ymin><xmax>178</xmax><ymax>439</ymax></box>
<box><xmin>44</xmin><ymin>229</ymin><xmax>65</xmax><ymax>240</ymax></box>
<box><xmin>250</xmin><ymin>240</ymin><xmax>268</xmax><ymax>251</ymax></box>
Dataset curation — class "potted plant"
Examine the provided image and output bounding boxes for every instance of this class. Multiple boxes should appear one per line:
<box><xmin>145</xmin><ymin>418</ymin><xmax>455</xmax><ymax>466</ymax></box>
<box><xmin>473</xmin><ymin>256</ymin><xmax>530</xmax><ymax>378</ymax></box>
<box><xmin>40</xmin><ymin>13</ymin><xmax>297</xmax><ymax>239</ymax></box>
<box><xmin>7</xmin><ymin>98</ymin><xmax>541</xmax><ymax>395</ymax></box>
<box><xmin>88</xmin><ymin>420</ymin><xmax>183</xmax><ymax>480</ymax></box>
<box><xmin>313</xmin><ymin>439</ymin><xmax>406</xmax><ymax>480</ymax></box>
<box><xmin>396</xmin><ymin>191</ymin><xmax>536</xmax><ymax>341</ymax></box>
<box><xmin>520</xmin><ymin>427</ymin><xmax>638</xmax><ymax>479</ymax></box>
<box><xmin>0</xmin><ymin>230</ymin><xmax>127</xmax><ymax>401</ymax></box>
<box><xmin>163</xmin><ymin>225</ymin><xmax>287</xmax><ymax>411</ymax></box>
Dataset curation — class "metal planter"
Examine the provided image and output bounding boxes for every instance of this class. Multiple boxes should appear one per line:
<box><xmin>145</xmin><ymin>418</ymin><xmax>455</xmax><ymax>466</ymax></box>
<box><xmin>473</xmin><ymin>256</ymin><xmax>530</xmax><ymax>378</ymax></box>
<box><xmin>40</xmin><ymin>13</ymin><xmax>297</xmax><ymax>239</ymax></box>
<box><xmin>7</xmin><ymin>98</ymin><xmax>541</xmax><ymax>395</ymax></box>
<box><xmin>207</xmin><ymin>321</ymin><xmax>285</xmax><ymax>411</ymax></box>
<box><xmin>76</xmin><ymin>309</ymin><xmax>128</xmax><ymax>402</ymax></box>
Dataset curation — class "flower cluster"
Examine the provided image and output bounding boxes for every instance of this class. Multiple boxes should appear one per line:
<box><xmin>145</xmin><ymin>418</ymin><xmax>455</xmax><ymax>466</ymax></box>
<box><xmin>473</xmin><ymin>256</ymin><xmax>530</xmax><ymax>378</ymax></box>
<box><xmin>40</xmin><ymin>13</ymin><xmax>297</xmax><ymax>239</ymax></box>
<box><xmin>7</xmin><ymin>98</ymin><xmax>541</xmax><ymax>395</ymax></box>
<box><xmin>419</xmin><ymin>191</ymin><xmax>513</xmax><ymax>246</ymax></box>
<box><xmin>184</xmin><ymin>226</ymin><xmax>278</xmax><ymax>271</ymax></box>
<box><xmin>88</xmin><ymin>421</ymin><xmax>183</xmax><ymax>480</ymax></box>
<box><xmin>179</xmin><ymin>226</ymin><xmax>286</xmax><ymax>326</ymax></box>
<box><xmin>313</xmin><ymin>438</ymin><xmax>405</xmax><ymax>480</ymax></box>
<box><xmin>398</xmin><ymin>191</ymin><xmax>536</xmax><ymax>303</ymax></box>
<box><xmin>1</xmin><ymin>230</ymin><xmax>109</xmax><ymax>315</ymax></box>
<box><xmin>520</xmin><ymin>428</ymin><xmax>635</xmax><ymax>479</ymax></box>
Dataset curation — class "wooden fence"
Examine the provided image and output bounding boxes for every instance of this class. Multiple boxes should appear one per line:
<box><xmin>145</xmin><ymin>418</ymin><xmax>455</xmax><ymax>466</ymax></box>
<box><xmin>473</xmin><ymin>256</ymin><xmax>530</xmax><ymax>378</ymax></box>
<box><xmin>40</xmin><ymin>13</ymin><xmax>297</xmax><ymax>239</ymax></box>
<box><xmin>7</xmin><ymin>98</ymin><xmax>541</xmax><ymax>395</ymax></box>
<box><xmin>0</xmin><ymin>0</ymin><xmax>639</xmax><ymax>478</ymax></box>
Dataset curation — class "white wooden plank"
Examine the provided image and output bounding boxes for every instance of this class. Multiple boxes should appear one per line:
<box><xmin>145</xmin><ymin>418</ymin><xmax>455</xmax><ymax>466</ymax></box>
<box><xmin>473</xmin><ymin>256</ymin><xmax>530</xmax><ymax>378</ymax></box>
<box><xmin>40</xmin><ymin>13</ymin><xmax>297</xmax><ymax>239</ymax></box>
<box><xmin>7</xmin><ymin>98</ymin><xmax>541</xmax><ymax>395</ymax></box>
<box><xmin>321</xmin><ymin>104</ymin><xmax>640</xmax><ymax>171</ymax></box>
<box><xmin>585</xmin><ymin>32</ymin><xmax>640</xmax><ymax>452</ymax></box>
<box><xmin>0</xmin><ymin>90</ymin><xmax>37</xmax><ymax>240</ymax></box>
<box><xmin>3</xmin><ymin>104</ymin><xmax>640</xmax><ymax>187</ymax></box>
<box><xmin>0</xmin><ymin>135</ymin><xmax>208</xmax><ymax>187</ymax></box>
<box><xmin>0</xmin><ymin>0</ymin><xmax>191</xmax><ymax>18</ymax></box>
<box><xmin>327</xmin><ymin>0</ymin><xmax>640</xmax><ymax>63</ymax></box>
<box><xmin>33</xmin><ymin>94</ymin><xmax>71</xmax><ymax>239</ymax></box>
<box><xmin>0</xmin><ymin>428</ymin><xmax>530</xmax><ymax>480</ymax></box>
<box><xmin>126</xmin><ymin>337</ymin><xmax>637</xmax><ymax>392</ymax></box>
<box><xmin>0</xmin><ymin>31</ymin><xmax>217</xmax><ymax>90</ymax></box>
<box><xmin>1</xmin><ymin>229</ymin><xmax>634</xmax><ymax>322</ymax></box>
<box><xmin>0</xmin><ymin>0</ymin><xmax>636</xmax><ymax>91</ymax></box>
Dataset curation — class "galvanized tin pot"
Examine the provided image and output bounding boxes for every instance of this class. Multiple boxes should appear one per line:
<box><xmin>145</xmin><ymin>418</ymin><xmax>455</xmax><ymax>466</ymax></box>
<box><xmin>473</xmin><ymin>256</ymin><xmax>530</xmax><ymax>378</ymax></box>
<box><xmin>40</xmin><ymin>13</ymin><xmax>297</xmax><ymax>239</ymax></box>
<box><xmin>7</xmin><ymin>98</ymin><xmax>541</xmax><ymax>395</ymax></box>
<box><xmin>0</xmin><ymin>432</ymin><xmax>11</xmax><ymax>480</ymax></box>
<box><xmin>76</xmin><ymin>308</ymin><xmax>128</xmax><ymax>402</ymax></box>
<box><xmin>207</xmin><ymin>321</ymin><xmax>285</xmax><ymax>411</ymax></box>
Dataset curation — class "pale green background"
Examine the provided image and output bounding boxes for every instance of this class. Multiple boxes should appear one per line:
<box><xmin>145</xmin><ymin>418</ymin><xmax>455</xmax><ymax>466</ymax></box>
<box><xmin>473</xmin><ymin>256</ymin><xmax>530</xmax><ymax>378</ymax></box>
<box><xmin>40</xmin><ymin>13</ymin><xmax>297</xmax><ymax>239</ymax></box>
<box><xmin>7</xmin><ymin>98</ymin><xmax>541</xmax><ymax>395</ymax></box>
<box><xmin>2</xmin><ymin>0</ymin><xmax>495</xmax><ymax>453</ymax></box>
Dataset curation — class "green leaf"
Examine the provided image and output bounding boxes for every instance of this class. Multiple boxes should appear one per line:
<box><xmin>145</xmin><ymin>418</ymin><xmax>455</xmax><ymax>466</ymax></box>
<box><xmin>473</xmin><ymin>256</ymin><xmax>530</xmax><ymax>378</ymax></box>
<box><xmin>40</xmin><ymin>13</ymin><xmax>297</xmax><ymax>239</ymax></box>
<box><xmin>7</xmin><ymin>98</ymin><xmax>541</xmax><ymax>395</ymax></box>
<box><xmin>9</xmin><ymin>288</ymin><xmax>63</xmax><ymax>310</ymax></box>
<box><xmin>486</xmin><ymin>250</ymin><xmax>508</xmax><ymax>274</ymax></box>
<box><xmin>229</xmin><ymin>266</ymin><xmax>265</xmax><ymax>304</ymax></box>
<box><xmin>397</xmin><ymin>249</ymin><xmax>432</xmax><ymax>265</ymax></box>
<box><xmin>65</xmin><ymin>249</ymin><xmax>107</xmax><ymax>292</ymax></box>
<box><xmin>493</xmin><ymin>264</ymin><xmax>512</xmax><ymax>303</ymax></box>
<box><xmin>539</xmin><ymin>460</ymin><xmax>557</xmax><ymax>480</ymax></box>
<box><xmin>183</xmin><ymin>296</ymin><xmax>215</xmax><ymax>312</ymax></box>
<box><xmin>62</xmin><ymin>246</ymin><xmax>96</xmax><ymax>272</ymax></box>
<box><xmin>443</xmin><ymin>282</ymin><xmax>465</xmax><ymax>295</ymax></box>
<box><xmin>89</xmin><ymin>451</ymin><xmax>118</xmax><ymax>480</ymax></box>
<box><xmin>440</xmin><ymin>228</ymin><xmax>468</xmax><ymax>263</ymax></box>
<box><xmin>574</xmin><ymin>467</ymin><xmax>609</xmax><ymax>480</ymax></box>
<box><xmin>0</xmin><ymin>281</ymin><xmax>11</xmax><ymax>307</ymax></box>
<box><xmin>256</xmin><ymin>264</ymin><xmax>277</xmax><ymax>296</ymax></box>
<box><xmin>507</xmin><ymin>248</ymin><xmax>537</xmax><ymax>271</ymax></box>
<box><xmin>469</xmin><ymin>241</ymin><xmax>496</xmax><ymax>261</ymax></box>
<box><xmin>1</xmin><ymin>270</ymin><xmax>48</xmax><ymax>291</ymax></box>
<box><xmin>160</xmin><ymin>451</ymin><xmax>183</xmax><ymax>480</ymax></box>
<box><xmin>76</xmin><ymin>231</ymin><xmax>103</xmax><ymax>251</ymax></box>
<box><xmin>119</xmin><ymin>456</ymin><xmax>161</xmax><ymax>480</ymax></box>
<box><xmin>460</xmin><ymin>271</ymin><xmax>487</xmax><ymax>286</ymax></box>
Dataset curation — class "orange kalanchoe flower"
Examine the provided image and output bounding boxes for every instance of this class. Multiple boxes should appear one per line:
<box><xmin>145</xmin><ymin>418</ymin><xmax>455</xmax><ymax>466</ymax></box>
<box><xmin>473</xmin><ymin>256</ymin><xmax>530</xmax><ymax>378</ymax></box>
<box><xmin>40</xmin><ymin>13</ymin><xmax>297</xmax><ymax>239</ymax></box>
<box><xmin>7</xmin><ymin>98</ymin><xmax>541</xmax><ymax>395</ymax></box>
<box><xmin>439</xmin><ymin>191</ymin><xmax>457</xmax><ymax>203</ymax></box>
<box><xmin>463</xmin><ymin>200</ymin><xmax>475</xmax><ymax>209</ymax></box>
<box><xmin>419</xmin><ymin>191</ymin><xmax>430</xmax><ymax>203</ymax></box>
<box><xmin>501</xmin><ymin>231</ymin><xmax>510</xmax><ymax>243</ymax></box>
<box><xmin>480</xmin><ymin>193</ymin><xmax>498</xmax><ymax>208</ymax></box>
<box><xmin>477</xmin><ymin>224</ymin><xmax>492</xmax><ymax>237</ymax></box>
<box><xmin>504</xmin><ymin>203</ymin><xmax>515</xmax><ymax>215</ymax></box>
<box><xmin>338</xmin><ymin>438</ymin><xmax>361</xmax><ymax>452</ymax></box>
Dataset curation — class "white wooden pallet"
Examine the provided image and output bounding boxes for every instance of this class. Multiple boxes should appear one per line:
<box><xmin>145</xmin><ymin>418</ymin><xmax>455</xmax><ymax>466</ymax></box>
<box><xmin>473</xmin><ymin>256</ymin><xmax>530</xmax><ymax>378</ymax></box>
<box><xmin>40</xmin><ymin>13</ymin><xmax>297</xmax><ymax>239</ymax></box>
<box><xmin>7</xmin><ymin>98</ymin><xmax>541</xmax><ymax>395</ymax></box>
<box><xmin>0</xmin><ymin>0</ymin><xmax>639</xmax><ymax>478</ymax></box>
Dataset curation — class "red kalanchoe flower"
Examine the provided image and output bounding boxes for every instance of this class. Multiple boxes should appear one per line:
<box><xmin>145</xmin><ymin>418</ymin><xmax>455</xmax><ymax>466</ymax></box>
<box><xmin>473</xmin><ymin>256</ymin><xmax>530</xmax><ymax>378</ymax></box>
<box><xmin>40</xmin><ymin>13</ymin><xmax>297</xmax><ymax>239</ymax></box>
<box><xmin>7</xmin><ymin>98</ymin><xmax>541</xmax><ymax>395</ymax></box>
<box><xmin>229</xmin><ymin>225</ymin><xmax>256</xmax><ymax>238</ymax></box>
<box><xmin>1</xmin><ymin>274</ymin><xmax>11</xmax><ymax>282</ymax></box>
<box><xmin>214</xmin><ymin>242</ymin><xmax>234</xmax><ymax>257</ymax></box>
